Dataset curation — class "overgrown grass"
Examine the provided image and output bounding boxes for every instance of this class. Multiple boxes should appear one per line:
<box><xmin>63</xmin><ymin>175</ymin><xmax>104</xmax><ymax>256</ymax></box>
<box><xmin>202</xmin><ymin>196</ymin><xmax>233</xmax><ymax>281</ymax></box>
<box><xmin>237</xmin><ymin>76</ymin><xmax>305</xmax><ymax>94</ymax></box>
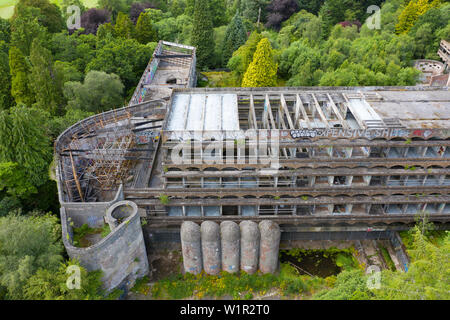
<box><xmin>201</xmin><ymin>71</ymin><xmax>237</xmax><ymax>87</ymax></box>
<box><xmin>72</xmin><ymin>223</ymin><xmax>111</xmax><ymax>247</ymax></box>
<box><xmin>149</xmin><ymin>263</ymin><xmax>330</xmax><ymax>300</ymax></box>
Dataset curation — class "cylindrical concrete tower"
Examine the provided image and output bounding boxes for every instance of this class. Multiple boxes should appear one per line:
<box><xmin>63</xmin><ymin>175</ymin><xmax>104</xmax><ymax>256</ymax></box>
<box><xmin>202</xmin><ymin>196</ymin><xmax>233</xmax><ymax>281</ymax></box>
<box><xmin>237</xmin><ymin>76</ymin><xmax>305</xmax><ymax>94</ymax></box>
<box><xmin>220</xmin><ymin>221</ymin><xmax>240</xmax><ymax>273</ymax></box>
<box><xmin>258</xmin><ymin>220</ymin><xmax>281</xmax><ymax>274</ymax></box>
<box><xmin>180</xmin><ymin>221</ymin><xmax>202</xmax><ymax>274</ymax></box>
<box><xmin>240</xmin><ymin>220</ymin><xmax>259</xmax><ymax>274</ymax></box>
<box><xmin>201</xmin><ymin>221</ymin><xmax>221</xmax><ymax>275</ymax></box>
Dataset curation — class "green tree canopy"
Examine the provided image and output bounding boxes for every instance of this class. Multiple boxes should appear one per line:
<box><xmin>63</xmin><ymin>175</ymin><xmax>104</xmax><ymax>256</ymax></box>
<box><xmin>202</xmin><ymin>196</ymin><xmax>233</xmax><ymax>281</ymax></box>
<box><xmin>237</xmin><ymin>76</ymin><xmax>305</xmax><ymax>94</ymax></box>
<box><xmin>0</xmin><ymin>213</ymin><xmax>63</xmax><ymax>299</ymax></box>
<box><xmin>13</xmin><ymin>0</ymin><xmax>64</xmax><ymax>33</ymax></box>
<box><xmin>135</xmin><ymin>11</ymin><xmax>158</xmax><ymax>44</ymax></box>
<box><xmin>9</xmin><ymin>46</ymin><xmax>35</xmax><ymax>107</ymax></box>
<box><xmin>222</xmin><ymin>14</ymin><xmax>247</xmax><ymax>66</ymax></box>
<box><xmin>115</xmin><ymin>11</ymin><xmax>134</xmax><ymax>39</ymax></box>
<box><xmin>64</xmin><ymin>70</ymin><xmax>125</xmax><ymax>113</ymax></box>
<box><xmin>191</xmin><ymin>0</ymin><xmax>215</xmax><ymax>69</ymax></box>
<box><xmin>0</xmin><ymin>106</ymin><xmax>52</xmax><ymax>187</ymax></box>
<box><xmin>29</xmin><ymin>39</ymin><xmax>63</xmax><ymax>115</ymax></box>
<box><xmin>242</xmin><ymin>37</ymin><xmax>277</xmax><ymax>87</ymax></box>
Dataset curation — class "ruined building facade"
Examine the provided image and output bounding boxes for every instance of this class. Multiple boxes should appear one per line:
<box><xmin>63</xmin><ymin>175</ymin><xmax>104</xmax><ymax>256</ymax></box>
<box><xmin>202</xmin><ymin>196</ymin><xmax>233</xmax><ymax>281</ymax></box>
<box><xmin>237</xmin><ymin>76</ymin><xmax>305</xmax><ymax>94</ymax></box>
<box><xmin>54</xmin><ymin>41</ymin><xmax>450</xmax><ymax>292</ymax></box>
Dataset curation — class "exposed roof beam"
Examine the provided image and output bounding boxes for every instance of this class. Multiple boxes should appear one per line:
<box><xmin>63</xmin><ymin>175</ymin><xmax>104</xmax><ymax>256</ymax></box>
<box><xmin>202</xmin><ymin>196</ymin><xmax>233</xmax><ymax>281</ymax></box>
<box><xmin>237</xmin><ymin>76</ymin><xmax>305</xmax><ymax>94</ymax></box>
<box><xmin>296</xmin><ymin>94</ymin><xmax>311</xmax><ymax>129</ymax></box>
<box><xmin>311</xmin><ymin>93</ymin><xmax>330</xmax><ymax>128</ymax></box>
<box><xmin>249</xmin><ymin>94</ymin><xmax>258</xmax><ymax>130</ymax></box>
<box><xmin>326</xmin><ymin>93</ymin><xmax>349</xmax><ymax>129</ymax></box>
<box><xmin>280</xmin><ymin>94</ymin><xmax>295</xmax><ymax>129</ymax></box>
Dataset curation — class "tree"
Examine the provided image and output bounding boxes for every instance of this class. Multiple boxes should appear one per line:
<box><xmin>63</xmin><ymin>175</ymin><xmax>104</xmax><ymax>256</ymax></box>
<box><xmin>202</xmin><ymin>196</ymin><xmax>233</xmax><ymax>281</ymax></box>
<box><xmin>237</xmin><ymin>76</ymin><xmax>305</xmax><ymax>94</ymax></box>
<box><xmin>296</xmin><ymin>0</ymin><xmax>325</xmax><ymax>14</ymax></box>
<box><xmin>98</xmin><ymin>0</ymin><xmax>126</xmax><ymax>20</ymax></box>
<box><xmin>227</xmin><ymin>31</ymin><xmax>263</xmax><ymax>83</ymax></box>
<box><xmin>314</xmin><ymin>269</ymin><xmax>372</xmax><ymax>300</ymax></box>
<box><xmin>240</xmin><ymin>0</ymin><xmax>269</xmax><ymax>23</ymax></box>
<box><xmin>242</xmin><ymin>38</ymin><xmax>278</xmax><ymax>87</ymax></box>
<box><xmin>13</xmin><ymin>0</ymin><xmax>64</xmax><ymax>33</ymax></box>
<box><xmin>86</xmin><ymin>39</ymin><xmax>151</xmax><ymax>92</ymax></box>
<box><xmin>81</xmin><ymin>8</ymin><xmax>111</xmax><ymax>35</ymax></box>
<box><xmin>64</xmin><ymin>70</ymin><xmax>125</xmax><ymax>113</ymax></box>
<box><xmin>0</xmin><ymin>213</ymin><xmax>63</xmax><ymax>299</ymax></box>
<box><xmin>0</xmin><ymin>45</ymin><xmax>13</xmax><ymax>110</ymax></box>
<box><xmin>191</xmin><ymin>0</ymin><xmax>215</xmax><ymax>69</ymax></box>
<box><xmin>0</xmin><ymin>18</ymin><xmax>10</xmax><ymax>44</ymax></box>
<box><xmin>0</xmin><ymin>162</ymin><xmax>37</xmax><ymax>199</ymax></box>
<box><xmin>319</xmin><ymin>0</ymin><xmax>363</xmax><ymax>38</ymax></box>
<box><xmin>222</xmin><ymin>14</ymin><xmax>247</xmax><ymax>66</ymax></box>
<box><xmin>374</xmin><ymin>227</ymin><xmax>449</xmax><ymax>299</ymax></box>
<box><xmin>134</xmin><ymin>11</ymin><xmax>158</xmax><ymax>44</ymax></box>
<box><xmin>23</xmin><ymin>260</ymin><xmax>115</xmax><ymax>300</ymax></box>
<box><xmin>115</xmin><ymin>11</ymin><xmax>134</xmax><ymax>39</ymax></box>
<box><xmin>9</xmin><ymin>47</ymin><xmax>35</xmax><ymax>107</ymax></box>
<box><xmin>10</xmin><ymin>6</ymin><xmax>46</xmax><ymax>56</ymax></box>
<box><xmin>29</xmin><ymin>39</ymin><xmax>63</xmax><ymax>115</ymax></box>
<box><xmin>395</xmin><ymin>0</ymin><xmax>441</xmax><ymax>34</ymax></box>
<box><xmin>169</xmin><ymin>0</ymin><xmax>186</xmax><ymax>17</ymax></box>
<box><xmin>0</xmin><ymin>106</ymin><xmax>52</xmax><ymax>187</ymax></box>
<box><xmin>130</xmin><ymin>2</ymin><xmax>155</xmax><ymax>24</ymax></box>
<box><xmin>265</xmin><ymin>0</ymin><xmax>300</xmax><ymax>30</ymax></box>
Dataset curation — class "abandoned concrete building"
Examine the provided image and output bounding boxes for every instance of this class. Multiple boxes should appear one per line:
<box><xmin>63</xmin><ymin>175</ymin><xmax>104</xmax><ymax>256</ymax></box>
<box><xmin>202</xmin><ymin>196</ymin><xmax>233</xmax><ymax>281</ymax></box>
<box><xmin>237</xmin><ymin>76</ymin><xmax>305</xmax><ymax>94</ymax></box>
<box><xmin>54</xmin><ymin>40</ymin><xmax>450</xmax><ymax>292</ymax></box>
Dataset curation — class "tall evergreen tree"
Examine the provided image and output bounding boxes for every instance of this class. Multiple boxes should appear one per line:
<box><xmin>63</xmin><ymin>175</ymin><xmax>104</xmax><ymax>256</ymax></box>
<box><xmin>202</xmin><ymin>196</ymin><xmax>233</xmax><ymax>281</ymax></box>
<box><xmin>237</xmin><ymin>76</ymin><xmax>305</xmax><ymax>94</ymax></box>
<box><xmin>191</xmin><ymin>0</ymin><xmax>215</xmax><ymax>69</ymax></box>
<box><xmin>242</xmin><ymin>37</ymin><xmax>277</xmax><ymax>87</ymax></box>
<box><xmin>13</xmin><ymin>0</ymin><xmax>65</xmax><ymax>33</ymax></box>
<box><xmin>222</xmin><ymin>14</ymin><xmax>247</xmax><ymax>66</ymax></box>
<box><xmin>10</xmin><ymin>6</ymin><xmax>46</xmax><ymax>56</ymax></box>
<box><xmin>115</xmin><ymin>11</ymin><xmax>134</xmax><ymax>39</ymax></box>
<box><xmin>9</xmin><ymin>47</ymin><xmax>34</xmax><ymax>107</ymax></box>
<box><xmin>0</xmin><ymin>106</ymin><xmax>52</xmax><ymax>187</ymax></box>
<box><xmin>29</xmin><ymin>39</ymin><xmax>62</xmax><ymax>115</ymax></box>
<box><xmin>134</xmin><ymin>11</ymin><xmax>158</xmax><ymax>44</ymax></box>
<box><xmin>0</xmin><ymin>45</ymin><xmax>13</xmax><ymax>110</ymax></box>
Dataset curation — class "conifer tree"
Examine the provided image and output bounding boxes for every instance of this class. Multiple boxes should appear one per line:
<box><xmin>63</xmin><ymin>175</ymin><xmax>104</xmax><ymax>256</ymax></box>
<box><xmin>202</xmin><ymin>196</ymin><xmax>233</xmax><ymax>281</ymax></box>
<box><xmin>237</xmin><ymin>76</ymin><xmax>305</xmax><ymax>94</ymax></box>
<box><xmin>115</xmin><ymin>11</ymin><xmax>134</xmax><ymax>39</ymax></box>
<box><xmin>0</xmin><ymin>48</ymin><xmax>13</xmax><ymax>110</ymax></box>
<box><xmin>9</xmin><ymin>46</ymin><xmax>34</xmax><ymax>107</ymax></box>
<box><xmin>242</xmin><ymin>38</ymin><xmax>277</xmax><ymax>87</ymax></box>
<box><xmin>222</xmin><ymin>13</ymin><xmax>247</xmax><ymax>66</ymax></box>
<box><xmin>395</xmin><ymin>0</ymin><xmax>441</xmax><ymax>34</ymax></box>
<box><xmin>29</xmin><ymin>39</ymin><xmax>62</xmax><ymax>115</ymax></box>
<box><xmin>135</xmin><ymin>11</ymin><xmax>158</xmax><ymax>44</ymax></box>
<box><xmin>191</xmin><ymin>0</ymin><xmax>215</xmax><ymax>69</ymax></box>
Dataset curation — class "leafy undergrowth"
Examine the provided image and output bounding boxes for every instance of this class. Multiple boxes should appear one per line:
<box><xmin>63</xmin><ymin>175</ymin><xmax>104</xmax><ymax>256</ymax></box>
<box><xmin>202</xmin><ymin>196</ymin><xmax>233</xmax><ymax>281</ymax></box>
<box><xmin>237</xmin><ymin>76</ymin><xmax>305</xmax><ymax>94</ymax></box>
<box><xmin>72</xmin><ymin>223</ymin><xmax>111</xmax><ymax>247</ymax></box>
<box><xmin>147</xmin><ymin>263</ymin><xmax>330</xmax><ymax>300</ymax></box>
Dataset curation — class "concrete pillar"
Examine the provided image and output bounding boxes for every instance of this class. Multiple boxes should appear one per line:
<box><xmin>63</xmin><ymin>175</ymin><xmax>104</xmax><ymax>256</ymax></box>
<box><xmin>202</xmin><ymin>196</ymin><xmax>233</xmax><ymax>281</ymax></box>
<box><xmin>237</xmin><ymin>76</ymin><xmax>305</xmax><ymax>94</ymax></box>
<box><xmin>220</xmin><ymin>221</ymin><xmax>240</xmax><ymax>273</ymax></box>
<box><xmin>201</xmin><ymin>221</ymin><xmax>221</xmax><ymax>275</ymax></box>
<box><xmin>345</xmin><ymin>176</ymin><xmax>353</xmax><ymax>186</ymax></box>
<box><xmin>258</xmin><ymin>221</ymin><xmax>281</xmax><ymax>274</ymax></box>
<box><xmin>240</xmin><ymin>221</ymin><xmax>259</xmax><ymax>274</ymax></box>
<box><xmin>180</xmin><ymin>221</ymin><xmax>202</xmax><ymax>274</ymax></box>
<box><xmin>345</xmin><ymin>204</ymin><xmax>353</xmax><ymax>214</ymax></box>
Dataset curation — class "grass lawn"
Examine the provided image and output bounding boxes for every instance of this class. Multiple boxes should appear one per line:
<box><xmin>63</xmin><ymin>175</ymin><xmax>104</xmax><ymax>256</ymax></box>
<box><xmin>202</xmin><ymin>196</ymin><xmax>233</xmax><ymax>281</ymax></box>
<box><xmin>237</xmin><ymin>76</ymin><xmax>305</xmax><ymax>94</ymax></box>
<box><xmin>0</xmin><ymin>0</ymin><xmax>98</xmax><ymax>19</ymax></box>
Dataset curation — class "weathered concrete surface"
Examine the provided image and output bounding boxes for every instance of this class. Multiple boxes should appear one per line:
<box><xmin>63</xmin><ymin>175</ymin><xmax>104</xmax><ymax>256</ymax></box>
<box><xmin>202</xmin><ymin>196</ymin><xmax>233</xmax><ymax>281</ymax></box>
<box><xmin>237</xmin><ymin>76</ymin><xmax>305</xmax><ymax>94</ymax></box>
<box><xmin>201</xmin><ymin>221</ymin><xmax>221</xmax><ymax>275</ymax></box>
<box><xmin>180</xmin><ymin>221</ymin><xmax>202</xmax><ymax>274</ymax></box>
<box><xmin>259</xmin><ymin>221</ymin><xmax>281</xmax><ymax>274</ymax></box>
<box><xmin>220</xmin><ymin>221</ymin><xmax>240</xmax><ymax>273</ymax></box>
<box><xmin>240</xmin><ymin>221</ymin><xmax>260</xmax><ymax>274</ymax></box>
<box><xmin>61</xmin><ymin>200</ymin><xmax>149</xmax><ymax>293</ymax></box>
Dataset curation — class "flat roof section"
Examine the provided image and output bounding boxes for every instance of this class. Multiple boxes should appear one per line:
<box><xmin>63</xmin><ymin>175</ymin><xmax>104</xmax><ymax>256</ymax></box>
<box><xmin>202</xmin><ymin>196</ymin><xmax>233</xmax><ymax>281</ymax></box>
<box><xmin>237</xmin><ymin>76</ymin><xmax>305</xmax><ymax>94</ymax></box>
<box><xmin>166</xmin><ymin>93</ymin><xmax>240</xmax><ymax>133</ymax></box>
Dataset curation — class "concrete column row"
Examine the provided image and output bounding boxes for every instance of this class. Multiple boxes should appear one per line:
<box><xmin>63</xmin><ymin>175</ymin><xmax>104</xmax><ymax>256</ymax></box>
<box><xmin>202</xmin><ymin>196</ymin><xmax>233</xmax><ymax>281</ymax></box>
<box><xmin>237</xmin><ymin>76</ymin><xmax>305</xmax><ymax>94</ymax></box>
<box><xmin>180</xmin><ymin>220</ymin><xmax>281</xmax><ymax>275</ymax></box>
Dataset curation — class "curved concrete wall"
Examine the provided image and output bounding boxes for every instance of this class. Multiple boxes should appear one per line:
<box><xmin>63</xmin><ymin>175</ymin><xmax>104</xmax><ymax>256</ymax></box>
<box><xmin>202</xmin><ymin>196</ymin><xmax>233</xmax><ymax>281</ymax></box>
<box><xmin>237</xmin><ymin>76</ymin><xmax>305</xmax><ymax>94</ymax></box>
<box><xmin>220</xmin><ymin>221</ymin><xmax>240</xmax><ymax>273</ymax></box>
<box><xmin>61</xmin><ymin>200</ymin><xmax>149</xmax><ymax>292</ymax></box>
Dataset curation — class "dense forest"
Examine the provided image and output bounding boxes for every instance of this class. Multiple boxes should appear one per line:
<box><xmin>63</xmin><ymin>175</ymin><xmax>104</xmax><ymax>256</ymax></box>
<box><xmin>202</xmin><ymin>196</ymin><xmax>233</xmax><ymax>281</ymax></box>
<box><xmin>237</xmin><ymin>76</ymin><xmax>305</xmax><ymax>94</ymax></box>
<box><xmin>0</xmin><ymin>0</ymin><xmax>449</xmax><ymax>300</ymax></box>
